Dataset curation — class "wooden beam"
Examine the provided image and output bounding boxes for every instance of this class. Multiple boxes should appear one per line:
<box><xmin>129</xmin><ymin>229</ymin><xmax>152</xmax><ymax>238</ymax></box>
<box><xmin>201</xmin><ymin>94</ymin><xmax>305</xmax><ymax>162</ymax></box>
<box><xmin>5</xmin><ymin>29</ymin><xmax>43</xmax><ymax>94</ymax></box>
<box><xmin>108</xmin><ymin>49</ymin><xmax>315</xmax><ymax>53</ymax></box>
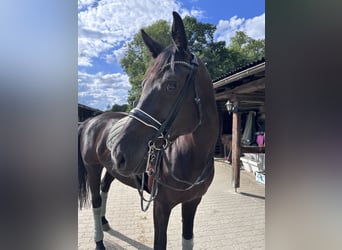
<box><xmin>231</xmin><ymin>110</ymin><xmax>241</xmax><ymax>190</ymax></box>
<box><xmin>238</xmin><ymin>103</ymin><xmax>264</xmax><ymax>110</ymax></box>
<box><xmin>215</xmin><ymin>78</ymin><xmax>265</xmax><ymax>101</ymax></box>
<box><xmin>233</xmin><ymin>79</ymin><xmax>265</xmax><ymax>94</ymax></box>
<box><xmin>234</xmin><ymin>93</ymin><xmax>265</xmax><ymax>103</ymax></box>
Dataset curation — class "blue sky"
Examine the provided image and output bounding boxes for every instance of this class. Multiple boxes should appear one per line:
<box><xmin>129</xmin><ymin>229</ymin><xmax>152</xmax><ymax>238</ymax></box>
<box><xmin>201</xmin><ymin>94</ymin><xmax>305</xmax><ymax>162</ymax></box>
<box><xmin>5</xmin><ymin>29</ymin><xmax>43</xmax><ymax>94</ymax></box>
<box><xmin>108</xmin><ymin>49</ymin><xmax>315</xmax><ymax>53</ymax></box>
<box><xmin>78</xmin><ymin>0</ymin><xmax>265</xmax><ymax>111</ymax></box>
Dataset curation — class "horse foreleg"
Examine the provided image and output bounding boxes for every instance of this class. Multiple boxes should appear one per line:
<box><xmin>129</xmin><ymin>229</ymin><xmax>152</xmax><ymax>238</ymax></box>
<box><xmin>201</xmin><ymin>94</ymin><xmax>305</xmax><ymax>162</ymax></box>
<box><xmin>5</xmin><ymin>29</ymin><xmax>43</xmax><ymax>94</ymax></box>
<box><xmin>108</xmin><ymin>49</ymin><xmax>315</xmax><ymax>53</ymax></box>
<box><xmin>88</xmin><ymin>165</ymin><xmax>106</xmax><ymax>250</ymax></box>
<box><xmin>153</xmin><ymin>201</ymin><xmax>172</xmax><ymax>250</ymax></box>
<box><xmin>100</xmin><ymin>171</ymin><xmax>115</xmax><ymax>231</ymax></box>
<box><xmin>181</xmin><ymin>197</ymin><xmax>202</xmax><ymax>250</ymax></box>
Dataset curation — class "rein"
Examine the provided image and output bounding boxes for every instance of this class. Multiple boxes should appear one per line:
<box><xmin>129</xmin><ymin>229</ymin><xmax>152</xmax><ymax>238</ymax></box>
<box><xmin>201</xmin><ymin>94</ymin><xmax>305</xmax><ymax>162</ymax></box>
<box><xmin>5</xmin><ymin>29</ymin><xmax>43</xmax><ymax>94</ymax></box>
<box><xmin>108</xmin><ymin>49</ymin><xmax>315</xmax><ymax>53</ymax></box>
<box><xmin>138</xmin><ymin>139</ymin><xmax>214</xmax><ymax>212</ymax></box>
<box><xmin>129</xmin><ymin>54</ymin><xmax>210</xmax><ymax>211</ymax></box>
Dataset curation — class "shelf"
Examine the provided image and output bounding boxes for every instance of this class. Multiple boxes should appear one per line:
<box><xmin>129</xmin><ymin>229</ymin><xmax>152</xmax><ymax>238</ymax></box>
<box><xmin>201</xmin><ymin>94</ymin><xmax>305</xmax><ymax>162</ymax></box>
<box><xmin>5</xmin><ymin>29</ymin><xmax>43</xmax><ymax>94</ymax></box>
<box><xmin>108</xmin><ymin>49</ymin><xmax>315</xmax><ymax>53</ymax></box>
<box><xmin>241</xmin><ymin>145</ymin><xmax>265</xmax><ymax>154</ymax></box>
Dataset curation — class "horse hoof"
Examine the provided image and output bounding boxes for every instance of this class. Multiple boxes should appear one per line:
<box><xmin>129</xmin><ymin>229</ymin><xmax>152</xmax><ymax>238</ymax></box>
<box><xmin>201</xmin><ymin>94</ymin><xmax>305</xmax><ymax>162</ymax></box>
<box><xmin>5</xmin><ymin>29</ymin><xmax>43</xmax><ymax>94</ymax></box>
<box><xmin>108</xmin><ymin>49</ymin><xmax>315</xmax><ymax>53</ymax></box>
<box><xmin>102</xmin><ymin>222</ymin><xmax>111</xmax><ymax>231</ymax></box>
<box><xmin>95</xmin><ymin>240</ymin><xmax>105</xmax><ymax>250</ymax></box>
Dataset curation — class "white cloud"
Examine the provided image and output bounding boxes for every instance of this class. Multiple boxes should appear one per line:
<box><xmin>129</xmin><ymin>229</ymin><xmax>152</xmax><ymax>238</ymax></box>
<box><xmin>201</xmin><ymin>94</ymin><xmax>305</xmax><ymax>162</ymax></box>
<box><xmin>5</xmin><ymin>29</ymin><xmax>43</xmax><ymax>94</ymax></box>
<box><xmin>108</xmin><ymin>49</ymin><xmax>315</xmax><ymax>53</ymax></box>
<box><xmin>105</xmin><ymin>43</ymin><xmax>129</xmax><ymax>65</ymax></box>
<box><xmin>78</xmin><ymin>0</ymin><xmax>204</xmax><ymax>109</ymax></box>
<box><xmin>78</xmin><ymin>71</ymin><xmax>130</xmax><ymax>110</ymax></box>
<box><xmin>215</xmin><ymin>13</ymin><xmax>265</xmax><ymax>45</ymax></box>
<box><xmin>179</xmin><ymin>7</ymin><xmax>205</xmax><ymax>19</ymax></box>
<box><xmin>243</xmin><ymin>14</ymin><xmax>265</xmax><ymax>40</ymax></box>
<box><xmin>78</xmin><ymin>0</ymin><xmax>187</xmax><ymax>67</ymax></box>
<box><xmin>78</xmin><ymin>0</ymin><xmax>98</xmax><ymax>11</ymax></box>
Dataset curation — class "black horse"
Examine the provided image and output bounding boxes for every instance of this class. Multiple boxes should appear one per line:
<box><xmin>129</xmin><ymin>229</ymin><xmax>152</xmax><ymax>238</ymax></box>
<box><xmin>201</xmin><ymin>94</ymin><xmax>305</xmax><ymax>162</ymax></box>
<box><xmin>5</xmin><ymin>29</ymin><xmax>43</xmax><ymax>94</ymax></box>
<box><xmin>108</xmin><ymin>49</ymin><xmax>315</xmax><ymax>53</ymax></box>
<box><xmin>78</xmin><ymin>11</ymin><xmax>219</xmax><ymax>250</ymax></box>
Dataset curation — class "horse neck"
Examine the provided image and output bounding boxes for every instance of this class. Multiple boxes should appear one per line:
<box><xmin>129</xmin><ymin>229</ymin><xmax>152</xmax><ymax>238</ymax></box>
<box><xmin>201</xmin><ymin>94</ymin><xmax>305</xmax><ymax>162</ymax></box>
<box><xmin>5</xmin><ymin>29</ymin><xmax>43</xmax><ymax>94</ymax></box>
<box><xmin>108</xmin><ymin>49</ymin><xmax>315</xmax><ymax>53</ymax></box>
<box><xmin>166</xmin><ymin>69</ymin><xmax>218</xmax><ymax>168</ymax></box>
<box><xmin>194</xmin><ymin>81</ymin><xmax>219</xmax><ymax>156</ymax></box>
<box><xmin>169</xmin><ymin>105</ymin><xmax>218</xmax><ymax>167</ymax></box>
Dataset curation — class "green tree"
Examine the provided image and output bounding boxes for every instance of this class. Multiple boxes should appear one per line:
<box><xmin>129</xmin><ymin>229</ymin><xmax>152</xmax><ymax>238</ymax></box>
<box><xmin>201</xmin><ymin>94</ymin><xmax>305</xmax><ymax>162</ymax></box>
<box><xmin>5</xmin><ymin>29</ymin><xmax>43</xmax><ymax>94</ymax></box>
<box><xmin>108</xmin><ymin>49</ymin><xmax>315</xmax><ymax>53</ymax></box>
<box><xmin>227</xmin><ymin>31</ymin><xmax>265</xmax><ymax>68</ymax></box>
<box><xmin>106</xmin><ymin>104</ymin><xmax>128</xmax><ymax>112</ymax></box>
<box><xmin>182</xmin><ymin>16</ymin><xmax>232</xmax><ymax>79</ymax></box>
<box><xmin>120</xmin><ymin>20</ymin><xmax>171</xmax><ymax>110</ymax></box>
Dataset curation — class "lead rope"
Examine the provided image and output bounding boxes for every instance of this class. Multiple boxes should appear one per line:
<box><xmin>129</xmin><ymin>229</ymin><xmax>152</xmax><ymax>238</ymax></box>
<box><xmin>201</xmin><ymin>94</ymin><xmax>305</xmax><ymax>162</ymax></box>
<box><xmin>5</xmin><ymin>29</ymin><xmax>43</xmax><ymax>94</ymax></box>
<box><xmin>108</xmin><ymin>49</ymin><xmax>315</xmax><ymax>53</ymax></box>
<box><xmin>138</xmin><ymin>141</ymin><xmax>163</xmax><ymax>212</ymax></box>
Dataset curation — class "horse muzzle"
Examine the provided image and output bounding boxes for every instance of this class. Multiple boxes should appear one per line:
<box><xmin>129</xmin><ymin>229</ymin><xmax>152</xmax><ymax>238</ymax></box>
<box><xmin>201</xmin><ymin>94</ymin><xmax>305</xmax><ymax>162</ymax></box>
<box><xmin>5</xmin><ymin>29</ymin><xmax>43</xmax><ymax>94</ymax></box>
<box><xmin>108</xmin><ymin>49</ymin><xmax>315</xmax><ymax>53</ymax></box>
<box><xmin>111</xmin><ymin>147</ymin><xmax>146</xmax><ymax>176</ymax></box>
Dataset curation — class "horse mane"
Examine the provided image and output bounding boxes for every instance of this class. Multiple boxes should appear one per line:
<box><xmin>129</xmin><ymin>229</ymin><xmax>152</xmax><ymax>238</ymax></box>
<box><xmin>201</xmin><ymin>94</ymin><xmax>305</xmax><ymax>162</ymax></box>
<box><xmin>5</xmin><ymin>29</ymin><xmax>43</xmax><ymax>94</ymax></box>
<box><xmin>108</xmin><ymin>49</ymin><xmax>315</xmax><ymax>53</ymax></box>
<box><xmin>144</xmin><ymin>45</ymin><xmax>177</xmax><ymax>81</ymax></box>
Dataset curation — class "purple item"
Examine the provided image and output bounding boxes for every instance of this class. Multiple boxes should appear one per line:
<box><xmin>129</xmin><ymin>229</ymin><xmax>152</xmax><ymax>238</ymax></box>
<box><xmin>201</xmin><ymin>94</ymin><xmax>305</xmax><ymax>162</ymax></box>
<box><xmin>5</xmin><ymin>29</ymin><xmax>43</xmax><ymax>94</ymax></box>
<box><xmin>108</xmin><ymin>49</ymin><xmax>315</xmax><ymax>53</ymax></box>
<box><xmin>256</xmin><ymin>134</ymin><xmax>264</xmax><ymax>147</ymax></box>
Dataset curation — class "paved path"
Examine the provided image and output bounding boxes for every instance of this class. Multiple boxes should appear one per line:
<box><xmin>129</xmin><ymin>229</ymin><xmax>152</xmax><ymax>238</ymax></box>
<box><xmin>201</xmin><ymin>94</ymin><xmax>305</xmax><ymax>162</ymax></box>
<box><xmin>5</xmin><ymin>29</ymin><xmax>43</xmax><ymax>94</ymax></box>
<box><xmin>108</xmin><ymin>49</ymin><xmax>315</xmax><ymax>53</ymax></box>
<box><xmin>78</xmin><ymin>159</ymin><xmax>265</xmax><ymax>249</ymax></box>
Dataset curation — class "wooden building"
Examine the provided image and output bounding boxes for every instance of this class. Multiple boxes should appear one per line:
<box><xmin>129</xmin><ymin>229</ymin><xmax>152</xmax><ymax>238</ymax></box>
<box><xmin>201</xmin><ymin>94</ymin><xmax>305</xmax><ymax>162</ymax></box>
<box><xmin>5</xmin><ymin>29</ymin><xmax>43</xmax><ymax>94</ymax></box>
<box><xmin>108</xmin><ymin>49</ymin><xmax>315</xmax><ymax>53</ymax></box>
<box><xmin>78</xmin><ymin>103</ymin><xmax>103</xmax><ymax>123</ymax></box>
<box><xmin>213</xmin><ymin>58</ymin><xmax>265</xmax><ymax>190</ymax></box>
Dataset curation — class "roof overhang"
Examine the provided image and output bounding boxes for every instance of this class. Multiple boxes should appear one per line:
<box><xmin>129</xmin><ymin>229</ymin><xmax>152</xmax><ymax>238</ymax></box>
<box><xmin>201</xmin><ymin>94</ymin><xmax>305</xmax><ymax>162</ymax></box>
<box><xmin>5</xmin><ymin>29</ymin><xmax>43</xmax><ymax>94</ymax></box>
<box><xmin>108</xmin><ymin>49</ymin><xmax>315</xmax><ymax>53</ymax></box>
<box><xmin>213</xmin><ymin>62</ymin><xmax>265</xmax><ymax>89</ymax></box>
<box><xmin>213</xmin><ymin>61</ymin><xmax>266</xmax><ymax>112</ymax></box>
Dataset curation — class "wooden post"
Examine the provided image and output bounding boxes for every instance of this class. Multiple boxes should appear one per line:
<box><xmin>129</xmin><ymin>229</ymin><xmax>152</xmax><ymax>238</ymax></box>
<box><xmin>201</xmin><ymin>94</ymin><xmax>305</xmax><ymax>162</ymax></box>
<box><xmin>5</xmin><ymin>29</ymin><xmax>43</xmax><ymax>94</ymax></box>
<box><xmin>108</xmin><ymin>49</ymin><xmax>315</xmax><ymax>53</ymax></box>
<box><xmin>231</xmin><ymin>110</ymin><xmax>241</xmax><ymax>191</ymax></box>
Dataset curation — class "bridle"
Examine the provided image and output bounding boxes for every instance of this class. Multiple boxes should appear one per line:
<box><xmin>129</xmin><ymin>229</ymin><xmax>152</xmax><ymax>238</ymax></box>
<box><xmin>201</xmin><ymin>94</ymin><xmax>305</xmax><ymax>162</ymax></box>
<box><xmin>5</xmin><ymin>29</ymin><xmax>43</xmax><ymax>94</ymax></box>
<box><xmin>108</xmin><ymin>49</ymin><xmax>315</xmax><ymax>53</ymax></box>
<box><xmin>128</xmin><ymin>53</ymin><xmax>211</xmax><ymax>211</ymax></box>
<box><xmin>129</xmin><ymin>53</ymin><xmax>201</xmax><ymax>147</ymax></box>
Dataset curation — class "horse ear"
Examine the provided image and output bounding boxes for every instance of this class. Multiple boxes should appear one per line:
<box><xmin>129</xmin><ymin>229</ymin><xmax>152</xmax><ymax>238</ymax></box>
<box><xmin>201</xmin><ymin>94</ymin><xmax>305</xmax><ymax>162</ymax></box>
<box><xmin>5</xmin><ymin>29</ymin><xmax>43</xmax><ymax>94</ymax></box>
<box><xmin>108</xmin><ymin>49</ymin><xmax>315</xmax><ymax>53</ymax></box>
<box><xmin>141</xmin><ymin>29</ymin><xmax>164</xmax><ymax>58</ymax></box>
<box><xmin>171</xmin><ymin>11</ymin><xmax>188</xmax><ymax>51</ymax></box>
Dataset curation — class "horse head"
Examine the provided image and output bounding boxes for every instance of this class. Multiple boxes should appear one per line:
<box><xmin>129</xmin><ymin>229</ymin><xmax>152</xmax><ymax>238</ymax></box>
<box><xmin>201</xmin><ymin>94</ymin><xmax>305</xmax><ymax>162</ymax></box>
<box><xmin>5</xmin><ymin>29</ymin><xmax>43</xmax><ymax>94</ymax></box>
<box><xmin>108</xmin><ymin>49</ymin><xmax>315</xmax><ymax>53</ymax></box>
<box><xmin>111</xmin><ymin>12</ymin><xmax>217</xmax><ymax>176</ymax></box>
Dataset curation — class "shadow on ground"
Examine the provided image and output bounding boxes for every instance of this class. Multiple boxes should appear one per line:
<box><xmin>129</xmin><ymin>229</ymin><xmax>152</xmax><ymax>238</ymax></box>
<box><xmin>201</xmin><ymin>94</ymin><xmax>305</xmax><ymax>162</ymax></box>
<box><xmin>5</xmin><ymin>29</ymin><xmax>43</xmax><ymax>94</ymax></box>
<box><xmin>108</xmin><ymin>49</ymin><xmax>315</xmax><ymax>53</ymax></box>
<box><xmin>239</xmin><ymin>192</ymin><xmax>265</xmax><ymax>200</ymax></box>
<box><xmin>105</xmin><ymin>228</ymin><xmax>153</xmax><ymax>250</ymax></box>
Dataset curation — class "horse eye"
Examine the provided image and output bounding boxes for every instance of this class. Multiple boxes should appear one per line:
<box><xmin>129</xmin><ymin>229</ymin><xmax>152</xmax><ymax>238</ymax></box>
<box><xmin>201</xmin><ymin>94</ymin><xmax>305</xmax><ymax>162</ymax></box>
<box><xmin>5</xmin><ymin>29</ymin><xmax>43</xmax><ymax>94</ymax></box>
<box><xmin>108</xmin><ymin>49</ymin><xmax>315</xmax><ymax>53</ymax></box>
<box><xmin>166</xmin><ymin>81</ymin><xmax>177</xmax><ymax>92</ymax></box>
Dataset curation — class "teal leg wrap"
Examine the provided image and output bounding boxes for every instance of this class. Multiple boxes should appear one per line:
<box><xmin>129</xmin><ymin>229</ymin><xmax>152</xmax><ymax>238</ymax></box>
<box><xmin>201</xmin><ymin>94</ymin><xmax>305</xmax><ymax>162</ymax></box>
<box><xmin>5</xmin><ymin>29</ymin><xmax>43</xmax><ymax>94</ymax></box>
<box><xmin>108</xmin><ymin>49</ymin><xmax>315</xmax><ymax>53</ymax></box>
<box><xmin>182</xmin><ymin>236</ymin><xmax>194</xmax><ymax>250</ymax></box>
<box><xmin>92</xmin><ymin>207</ymin><xmax>103</xmax><ymax>242</ymax></box>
